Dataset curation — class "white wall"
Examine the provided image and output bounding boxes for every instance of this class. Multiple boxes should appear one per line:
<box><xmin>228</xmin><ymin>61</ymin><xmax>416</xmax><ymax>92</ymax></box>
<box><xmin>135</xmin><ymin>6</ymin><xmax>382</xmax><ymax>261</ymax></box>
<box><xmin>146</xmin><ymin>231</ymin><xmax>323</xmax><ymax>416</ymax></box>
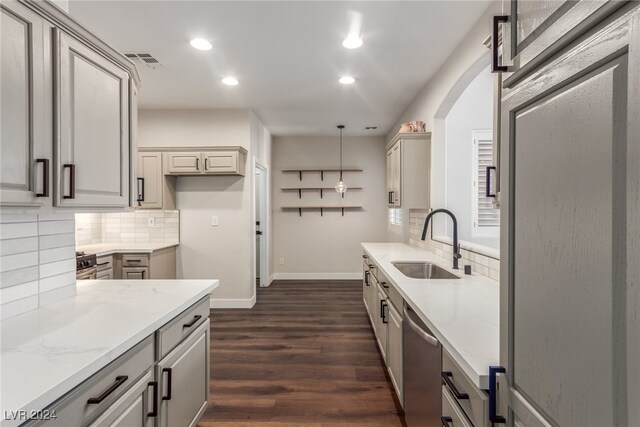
<box><xmin>443</xmin><ymin>65</ymin><xmax>496</xmax><ymax>248</ymax></box>
<box><xmin>138</xmin><ymin>109</ymin><xmax>271</xmax><ymax>307</ymax></box>
<box><xmin>386</xmin><ymin>1</ymin><xmax>501</xmax><ymax>246</ymax></box>
<box><xmin>271</xmin><ymin>135</ymin><xmax>388</xmax><ymax>279</ymax></box>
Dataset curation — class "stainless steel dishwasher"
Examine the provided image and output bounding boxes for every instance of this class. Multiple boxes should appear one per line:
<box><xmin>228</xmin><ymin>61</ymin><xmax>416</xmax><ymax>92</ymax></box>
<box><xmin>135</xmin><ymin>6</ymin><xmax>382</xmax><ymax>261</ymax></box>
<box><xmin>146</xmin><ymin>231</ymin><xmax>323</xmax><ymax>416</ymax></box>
<box><xmin>403</xmin><ymin>302</ymin><xmax>442</xmax><ymax>427</ymax></box>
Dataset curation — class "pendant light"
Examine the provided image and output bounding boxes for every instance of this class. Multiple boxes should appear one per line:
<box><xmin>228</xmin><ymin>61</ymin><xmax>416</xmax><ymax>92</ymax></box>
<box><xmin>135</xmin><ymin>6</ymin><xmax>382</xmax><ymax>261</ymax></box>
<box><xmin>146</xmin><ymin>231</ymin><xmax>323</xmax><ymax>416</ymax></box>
<box><xmin>335</xmin><ymin>125</ymin><xmax>348</xmax><ymax>195</ymax></box>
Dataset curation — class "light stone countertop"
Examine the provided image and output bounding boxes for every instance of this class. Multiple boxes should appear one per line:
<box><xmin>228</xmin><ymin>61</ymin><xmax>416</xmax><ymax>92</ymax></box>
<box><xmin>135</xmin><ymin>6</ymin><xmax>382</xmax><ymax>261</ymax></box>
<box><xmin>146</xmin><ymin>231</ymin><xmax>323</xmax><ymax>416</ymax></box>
<box><xmin>361</xmin><ymin>242</ymin><xmax>499</xmax><ymax>389</ymax></box>
<box><xmin>76</xmin><ymin>242</ymin><xmax>179</xmax><ymax>256</ymax></box>
<box><xmin>0</xmin><ymin>279</ymin><xmax>218</xmax><ymax>426</ymax></box>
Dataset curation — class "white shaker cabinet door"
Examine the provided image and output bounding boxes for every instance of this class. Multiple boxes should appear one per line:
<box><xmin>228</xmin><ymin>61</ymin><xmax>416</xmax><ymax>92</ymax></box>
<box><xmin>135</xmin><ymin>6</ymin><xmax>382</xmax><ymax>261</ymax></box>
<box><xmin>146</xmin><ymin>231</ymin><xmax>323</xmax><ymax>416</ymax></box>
<box><xmin>498</xmin><ymin>7</ymin><xmax>640</xmax><ymax>427</ymax></box>
<box><xmin>55</xmin><ymin>30</ymin><xmax>130</xmax><ymax>208</ymax></box>
<box><xmin>0</xmin><ymin>1</ymin><xmax>52</xmax><ymax>208</ymax></box>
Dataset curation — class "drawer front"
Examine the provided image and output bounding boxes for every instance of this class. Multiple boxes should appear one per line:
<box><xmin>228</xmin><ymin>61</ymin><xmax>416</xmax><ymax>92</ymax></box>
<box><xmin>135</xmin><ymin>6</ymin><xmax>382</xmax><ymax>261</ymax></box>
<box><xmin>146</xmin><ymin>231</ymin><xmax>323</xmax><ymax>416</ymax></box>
<box><xmin>122</xmin><ymin>267</ymin><xmax>148</xmax><ymax>280</ymax></box>
<box><xmin>387</xmin><ymin>282</ymin><xmax>403</xmax><ymax>314</ymax></box>
<box><xmin>122</xmin><ymin>254</ymin><xmax>149</xmax><ymax>267</ymax></box>
<box><xmin>96</xmin><ymin>270</ymin><xmax>113</xmax><ymax>280</ymax></box>
<box><xmin>96</xmin><ymin>255</ymin><xmax>113</xmax><ymax>272</ymax></box>
<box><xmin>442</xmin><ymin>349</ymin><xmax>488</xmax><ymax>427</ymax></box>
<box><xmin>29</xmin><ymin>336</ymin><xmax>154</xmax><ymax>426</ymax></box>
<box><xmin>442</xmin><ymin>386</ymin><xmax>473</xmax><ymax>427</ymax></box>
<box><xmin>157</xmin><ymin>296</ymin><xmax>210</xmax><ymax>359</ymax></box>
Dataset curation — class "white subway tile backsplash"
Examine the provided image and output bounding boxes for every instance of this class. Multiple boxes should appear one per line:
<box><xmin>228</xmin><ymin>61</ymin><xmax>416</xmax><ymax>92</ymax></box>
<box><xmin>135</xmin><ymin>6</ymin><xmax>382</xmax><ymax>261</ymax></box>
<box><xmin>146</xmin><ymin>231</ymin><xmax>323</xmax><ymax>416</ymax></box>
<box><xmin>75</xmin><ymin>210</ymin><xmax>180</xmax><ymax>246</ymax></box>
<box><xmin>39</xmin><ymin>220</ymin><xmax>74</xmax><ymax>235</ymax></box>
<box><xmin>1</xmin><ymin>295</ymin><xmax>38</xmax><ymax>320</ymax></box>
<box><xmin>40</xmin><ymin>259</ymin><xmax>75</xmax><ymax>278</ymax></box>
<box><xmin>0</xmin><ymin>222</ymin><xmax>38</xmax><ymax>239</ymax></box>
<box><xmin>40</xmin><ymin>246</ymin><xmax>75</xmax><ymax>264</ymax></box>
<box><xmin>0</xmin><ymin>214</ymin><xmax>77</xmax><ymax>319</ymax></box>
<box><xmin>39</xmin><ymin>271</ymin><xmax>75</xmax><ymax>293</ymax></box>
<box><xmin>0</xmin><ymin>252</ymin><xmax>39</xmax><ymax>272</ymax></box>
<box><xmin>1</xmin><ymin>266</ymin><xmax>39</xmax><ymax>289</ymax></box>
<box><xmin>39</xmin><ymin>233</ymin><xmax>75</xmax><ymax>250</ymax></box>
<box><xmin>0</xmin><ymin>280</ymin><xmax>39</xmax><ymax>304</ymax></box>
<box><xmin>39</xmin><ymin>284</ymin><xmax>75</xmax><ymax>307</ymax></box>
<box><xmin>1</xmin><ymin>237</ymin><xmax>39</xmax><ymax>256</ymax></box>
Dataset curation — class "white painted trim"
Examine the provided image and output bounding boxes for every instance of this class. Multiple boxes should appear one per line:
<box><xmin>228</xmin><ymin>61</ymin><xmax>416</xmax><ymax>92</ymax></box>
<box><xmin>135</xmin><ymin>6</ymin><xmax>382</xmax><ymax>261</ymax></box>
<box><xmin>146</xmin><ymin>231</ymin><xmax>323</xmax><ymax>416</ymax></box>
<box><xmin>271</xmin><ymin>272</ymin><xmax>361</xmax><ymax>281</ymax></box>
<box><xmin>210</xmin><ymin>293</ymin><xmax>256</xmax><ymax>309</ymax></box>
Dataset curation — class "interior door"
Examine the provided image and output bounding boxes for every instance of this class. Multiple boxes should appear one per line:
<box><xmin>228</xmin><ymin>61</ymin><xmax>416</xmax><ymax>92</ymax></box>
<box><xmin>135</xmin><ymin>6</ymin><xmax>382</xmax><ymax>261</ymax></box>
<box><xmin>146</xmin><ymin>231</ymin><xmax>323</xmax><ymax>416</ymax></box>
<box><xmin>55</xmin><ymin>30</ymin><xmax>130</xmax><ymax>208</ymax></box>
<box><xmin>498</xmin><ymin>7</ymin><xmax>639</xmax><ymax>426</ymax></box>
<box><xmin>0</xmin><ymin>1</ymin><xmax>52</xmax><ymax>208</ymax></box>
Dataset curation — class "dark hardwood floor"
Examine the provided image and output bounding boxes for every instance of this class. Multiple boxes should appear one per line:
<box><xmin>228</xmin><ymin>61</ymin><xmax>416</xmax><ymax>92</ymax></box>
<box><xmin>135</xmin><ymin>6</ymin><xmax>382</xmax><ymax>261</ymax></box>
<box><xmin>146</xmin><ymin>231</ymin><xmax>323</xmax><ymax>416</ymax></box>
<box><xmin>199</xmin><ymin>280</ymin><xmax>406</xmax><ymax>427</ymax></box>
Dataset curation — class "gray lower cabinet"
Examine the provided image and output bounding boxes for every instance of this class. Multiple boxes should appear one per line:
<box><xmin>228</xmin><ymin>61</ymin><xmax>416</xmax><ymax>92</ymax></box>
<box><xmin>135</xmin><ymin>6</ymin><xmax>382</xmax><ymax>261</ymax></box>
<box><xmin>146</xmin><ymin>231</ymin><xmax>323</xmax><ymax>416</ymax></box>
<box><xmin>24</xmin><ymin>297</ymin><xmax>210</xmax><ymax>427</ymax></box>
<box><xmin>498</xmin><ymin>5</ymin><xmax>640</xmax><ymax>426</ymax></box>
<box><xmin>88</xmin><ymin>370</ymin><xmax>154</xmax><ymax>427</ymax></box>
<box><xmin>157</xmin><ymin>320</ymin><xmax>210</xmax><ymax>427</ymax></box>
<box><xmin>386</xmin><ymin>301</ymin><xmax>403</xmax><ymax>405</ymax></box>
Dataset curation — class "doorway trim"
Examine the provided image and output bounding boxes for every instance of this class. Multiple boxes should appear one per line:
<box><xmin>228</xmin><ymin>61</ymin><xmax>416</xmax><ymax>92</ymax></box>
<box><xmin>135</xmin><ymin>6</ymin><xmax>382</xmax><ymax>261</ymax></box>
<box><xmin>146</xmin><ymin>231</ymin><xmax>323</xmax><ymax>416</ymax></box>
<box><xmin>252</xmin><ymin>160</ymin><xmax>270</xmax><ymax>288</ymax></box>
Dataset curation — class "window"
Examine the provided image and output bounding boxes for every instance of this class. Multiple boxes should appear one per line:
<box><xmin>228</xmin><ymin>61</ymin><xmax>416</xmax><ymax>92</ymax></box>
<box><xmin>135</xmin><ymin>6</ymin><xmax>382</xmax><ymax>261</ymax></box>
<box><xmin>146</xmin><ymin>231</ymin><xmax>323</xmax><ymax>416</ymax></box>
<box><xmin>472</xmin><ymin>130</ymin><xmax>499</xmax><ymax>235</ymax></box>
<box><xmin>389</xmin><ymin>208</ymin><xmax>403</xmax><ymax>226</ymax></box>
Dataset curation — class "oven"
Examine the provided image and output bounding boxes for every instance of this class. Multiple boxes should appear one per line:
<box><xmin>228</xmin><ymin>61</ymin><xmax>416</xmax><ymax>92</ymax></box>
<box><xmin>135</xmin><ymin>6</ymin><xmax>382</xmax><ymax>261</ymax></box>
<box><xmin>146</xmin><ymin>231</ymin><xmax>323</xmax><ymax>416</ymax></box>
<box><xmin>76</xmin><ymin>252</ymin><xmax>97</xmax><ymax>280</ymax></box>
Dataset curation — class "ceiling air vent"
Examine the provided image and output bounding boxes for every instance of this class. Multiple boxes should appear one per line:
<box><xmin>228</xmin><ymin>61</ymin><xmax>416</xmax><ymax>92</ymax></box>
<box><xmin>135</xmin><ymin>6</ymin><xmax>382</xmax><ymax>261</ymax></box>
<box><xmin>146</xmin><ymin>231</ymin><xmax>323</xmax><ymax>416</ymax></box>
<box><xmin>364</xmin><ymin>126</ymin><xmax>378</xmax><ymax>130</ymax></box>
<box><xmin>124</xmin><ymin>53</ymin><xmax>163</xmax><ymax>69</ymax></box>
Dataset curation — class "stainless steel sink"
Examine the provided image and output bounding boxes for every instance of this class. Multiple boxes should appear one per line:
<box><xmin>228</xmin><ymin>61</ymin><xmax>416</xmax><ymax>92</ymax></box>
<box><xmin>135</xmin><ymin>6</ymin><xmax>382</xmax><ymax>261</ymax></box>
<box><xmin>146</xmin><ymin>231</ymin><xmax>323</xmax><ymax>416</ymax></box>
<box><xmin>392</xmin><ymin>262</ymin><xmax>461</xmax><ymax>280</ymax></box>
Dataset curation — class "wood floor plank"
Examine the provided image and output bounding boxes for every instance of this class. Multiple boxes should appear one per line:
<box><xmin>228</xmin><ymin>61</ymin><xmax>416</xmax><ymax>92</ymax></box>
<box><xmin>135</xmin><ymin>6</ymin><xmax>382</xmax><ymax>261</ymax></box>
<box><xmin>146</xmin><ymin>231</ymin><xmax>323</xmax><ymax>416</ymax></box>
<box><xmin>199</xmin><ymin>280</ymin><xmax>406</xmax><ymax>426</ymax></box>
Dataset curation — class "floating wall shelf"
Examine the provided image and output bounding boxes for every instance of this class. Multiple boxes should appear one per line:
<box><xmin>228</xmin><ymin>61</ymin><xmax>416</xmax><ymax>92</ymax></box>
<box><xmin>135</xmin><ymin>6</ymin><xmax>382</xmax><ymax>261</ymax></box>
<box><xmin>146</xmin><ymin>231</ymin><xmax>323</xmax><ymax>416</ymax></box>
<box><xmin>281</xmin><ymin>187</ymin><xmax>363</xmax><ymax>199</ymax></box>
<box><xmin>282</xmin><ymin>168</ymin><xmax>363</xmax><ymax>181</ymax></box>
<box><xmin>282</xmin><ymin>206</ymin><xmax>362</xmax><ymax>217</ymax></box>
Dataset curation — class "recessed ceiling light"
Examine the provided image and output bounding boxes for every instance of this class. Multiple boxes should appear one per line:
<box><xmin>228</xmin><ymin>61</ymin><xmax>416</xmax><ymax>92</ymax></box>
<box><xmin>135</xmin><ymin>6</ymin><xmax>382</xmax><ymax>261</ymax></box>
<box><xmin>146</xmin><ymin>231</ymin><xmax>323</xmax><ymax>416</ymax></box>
<box><xmin>342</xmin><ymin>35</ymin><xmax>363</xmax><ymax>49</ymax></box>
<box><xmin>222</xmin><ymin>76</ymin><xmax>239</xmax><ymax>86</ymax></box>
<box><xmin>189</xmin><ymin>38</ymin><xmax>212</xmax><ymax>51</ymax></box>
<box><xmin>339</xmin><ymin>76</ymin><xmax>356</xmax><ymax>85</ymax></box>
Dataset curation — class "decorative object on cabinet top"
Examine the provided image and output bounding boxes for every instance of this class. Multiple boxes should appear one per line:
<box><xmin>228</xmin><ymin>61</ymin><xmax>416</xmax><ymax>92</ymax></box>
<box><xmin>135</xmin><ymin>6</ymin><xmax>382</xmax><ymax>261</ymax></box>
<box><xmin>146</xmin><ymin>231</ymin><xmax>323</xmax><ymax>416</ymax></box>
<box><xmin>398</xmin><ymin>120</ymin><xmax>426</xmax><ymax>133</ymax></box>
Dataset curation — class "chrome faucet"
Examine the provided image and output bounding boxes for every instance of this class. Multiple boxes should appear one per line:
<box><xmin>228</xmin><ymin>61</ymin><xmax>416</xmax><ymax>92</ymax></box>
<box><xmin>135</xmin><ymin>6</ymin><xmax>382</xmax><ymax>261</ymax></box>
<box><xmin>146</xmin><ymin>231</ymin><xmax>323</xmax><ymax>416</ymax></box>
<box><xmin>421</xmin><ymin>208</ymin><xmax>462</xmax><ymax>270</ymax></box>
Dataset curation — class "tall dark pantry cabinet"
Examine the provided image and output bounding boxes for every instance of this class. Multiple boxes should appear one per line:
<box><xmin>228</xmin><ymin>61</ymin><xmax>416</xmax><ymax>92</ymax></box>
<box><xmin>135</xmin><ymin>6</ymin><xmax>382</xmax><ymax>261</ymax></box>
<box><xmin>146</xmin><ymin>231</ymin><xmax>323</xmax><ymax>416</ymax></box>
<box><xmin>491</xmin><ymin>1</ymin><xmax>640</xmax><ymax>426</ymax></box>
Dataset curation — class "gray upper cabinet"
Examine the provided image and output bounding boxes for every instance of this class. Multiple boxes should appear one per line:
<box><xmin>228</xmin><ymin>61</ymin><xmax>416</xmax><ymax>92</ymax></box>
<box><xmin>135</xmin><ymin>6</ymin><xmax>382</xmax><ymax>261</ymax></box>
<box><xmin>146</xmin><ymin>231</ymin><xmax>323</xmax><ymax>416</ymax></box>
<box><xmin>0</xmin><ymin>0</ymin><xmax>140</xmax><ymax>213</ymax></box>
<box><xmin>55</xmin><ymin>30</ymin><xmax>131</xmax><ymax>208</ymax></box>
<box><xmin>137</xmin><ymin>152</ymin><xmax>164</xmax><ymax>209</ymax></box>
<box><xmin>500</xmin><ymin>0</ymin><xmax>626</xmax><ymax>85</ymax></box>
<box><xmin>0</xmin><ymin>1</ymin><xmax>52</xmax><ymax>208</ymax></box>
<box><xmin>498</xmin><ymin>5</ymin><xmax>640</xmax><ymax>426</ymax></box>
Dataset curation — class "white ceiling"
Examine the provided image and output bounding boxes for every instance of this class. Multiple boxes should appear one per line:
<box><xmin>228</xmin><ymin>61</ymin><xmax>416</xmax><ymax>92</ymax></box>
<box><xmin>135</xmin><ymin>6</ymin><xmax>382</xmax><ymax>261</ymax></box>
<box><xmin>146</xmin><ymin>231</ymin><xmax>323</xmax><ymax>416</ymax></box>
<box><xmin>68</xmin><ymin>1</ymin><xmax>490</xmax><ymax>136</ymax></box>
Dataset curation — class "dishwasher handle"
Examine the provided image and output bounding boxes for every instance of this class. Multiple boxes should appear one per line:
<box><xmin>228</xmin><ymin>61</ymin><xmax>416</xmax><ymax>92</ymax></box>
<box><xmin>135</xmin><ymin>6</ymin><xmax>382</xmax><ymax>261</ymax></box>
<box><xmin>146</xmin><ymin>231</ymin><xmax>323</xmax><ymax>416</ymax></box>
<box><xmin>404</xmin><ymin>305</ymin><xmax>438</xmax><ymax>347</ymax></box>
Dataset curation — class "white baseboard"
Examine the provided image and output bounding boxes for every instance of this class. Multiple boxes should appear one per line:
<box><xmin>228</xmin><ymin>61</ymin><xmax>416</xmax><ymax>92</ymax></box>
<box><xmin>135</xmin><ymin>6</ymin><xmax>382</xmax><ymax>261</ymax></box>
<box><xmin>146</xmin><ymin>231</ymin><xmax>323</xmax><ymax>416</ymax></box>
<box><xmin>210</xmin><ymin>293</ymin><xmax>256</xmax><ymax>309</ymax></box>
<box><xmin>271</xmin><ymin>272</ymin><xmax>361</xmax><ymax>281</ymax></box>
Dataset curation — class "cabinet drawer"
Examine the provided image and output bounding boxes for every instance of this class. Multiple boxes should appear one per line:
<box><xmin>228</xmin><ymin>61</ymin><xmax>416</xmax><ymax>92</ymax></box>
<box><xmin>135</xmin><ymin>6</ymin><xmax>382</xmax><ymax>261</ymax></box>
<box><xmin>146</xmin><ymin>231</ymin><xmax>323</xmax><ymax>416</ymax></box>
<box><xmin>122</xmin><ymin>267</ymin><xmax>148</xmax><ymax>280</ymax></box>
<box><xmin>442</xmin><ymin>386</ymin><xmax>473</xmax><ymax>427</ymax></box>
<box><xmin>157</xmin><ymin>296</ymin><xmax>209</xmax><ymax>359</ymax></box>
<box><xmin>96</xmin><ymin>255</ymin><xmax>113</xmax><ymax>272</ymax></box>
<box><xmin>442</xmin><ymin>349</ymin><xmax>488</xmax><ymax>427</ymax></box>
<box><xmin>387</xmin><ymin>282</ymin><xmax>403</xmax><ymax>314</ymax></box>
<box><xmin>122</xmin><ymin>254</ymin><xmax>149</xmax><ymax>267</ymax></box>
<box><xmin>96</xmin><ymin>270</ymin><xmax>113</xmax><ymax>280</ymax></box>
<box><xmin>29</xmin><ymin>336</ymin><xmax>154</xmax><ymax>426</ymax></box>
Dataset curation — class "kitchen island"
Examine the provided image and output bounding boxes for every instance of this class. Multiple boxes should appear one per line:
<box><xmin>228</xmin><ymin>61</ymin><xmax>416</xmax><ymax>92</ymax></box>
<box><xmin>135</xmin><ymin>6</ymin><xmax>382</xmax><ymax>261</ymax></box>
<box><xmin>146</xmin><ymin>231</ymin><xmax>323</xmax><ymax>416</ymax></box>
<box><xmin>0</xmin><ymin>279</ymin><xmax>218</xmax><ymax>427</ymax></box>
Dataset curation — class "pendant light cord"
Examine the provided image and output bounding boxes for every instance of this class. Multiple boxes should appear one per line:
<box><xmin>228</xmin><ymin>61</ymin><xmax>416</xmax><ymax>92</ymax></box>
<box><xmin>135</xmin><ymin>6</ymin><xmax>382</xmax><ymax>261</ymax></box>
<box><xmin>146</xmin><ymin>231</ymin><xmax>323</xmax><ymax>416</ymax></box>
<box><xmin>339</xmin><ymin>125</ymin><xmax>344</xmax><ymax>181</ymax></box>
